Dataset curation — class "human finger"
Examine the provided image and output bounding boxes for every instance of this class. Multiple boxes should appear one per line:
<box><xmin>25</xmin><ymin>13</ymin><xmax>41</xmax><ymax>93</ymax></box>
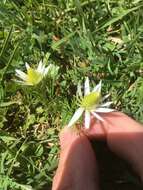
<box><xmin>52</xmin><ymin>126</ymin><xmax>99</xmax><ymax>190</ymax></box>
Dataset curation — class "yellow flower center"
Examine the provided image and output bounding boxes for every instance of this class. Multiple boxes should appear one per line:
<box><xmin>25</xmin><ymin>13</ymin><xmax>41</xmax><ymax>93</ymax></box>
<box><xmin>27</xmin><ymin>68</ymin><xmax>43</xmax><ymax>85</ymax></box>
<box><xmin>81</xmin><ymin>92</ymin><xmax>101</xmax><ymax>110</ymax></box>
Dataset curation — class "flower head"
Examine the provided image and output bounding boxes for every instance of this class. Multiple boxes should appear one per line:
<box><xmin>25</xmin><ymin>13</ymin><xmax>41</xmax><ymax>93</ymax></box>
<box><xmin>15</xmin><ymin>61</ymin><xmax>51</xmax><ymax>85</ymax></box>
<box><xmin>68</xmin><ymin>77</ymin><xmax>114</xmax><ymax>129</ymax></box>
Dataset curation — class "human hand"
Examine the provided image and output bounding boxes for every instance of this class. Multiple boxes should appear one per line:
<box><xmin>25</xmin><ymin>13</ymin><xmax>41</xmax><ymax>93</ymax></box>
<box><xmin>52</xmin><ymin>112</ymin><xmax>143</xmax><ymax>190</ymax></box>
<box><xmin>85</xmin><ymin>111</ymin><xmax>143</xmax><ymax>181</ymax></box>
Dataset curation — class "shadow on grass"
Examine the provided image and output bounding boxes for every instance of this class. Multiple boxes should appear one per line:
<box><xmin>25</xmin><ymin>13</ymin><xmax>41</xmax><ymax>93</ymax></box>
<box><xmin>92</xmin><ymin>140</ymin><xmax>143</xmax><ymax>190</ymax></box>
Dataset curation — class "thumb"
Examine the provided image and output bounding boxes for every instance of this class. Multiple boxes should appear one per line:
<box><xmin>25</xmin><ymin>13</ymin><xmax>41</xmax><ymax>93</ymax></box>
<box><xmin>59</xmin><ymin>126</ymin><xmax>81</xmax><ymax>150</ymax></box>
<box><xmin>52</xmin><ymin>126</ymin><xmax>99</xmax><ymax>190</ymax></box>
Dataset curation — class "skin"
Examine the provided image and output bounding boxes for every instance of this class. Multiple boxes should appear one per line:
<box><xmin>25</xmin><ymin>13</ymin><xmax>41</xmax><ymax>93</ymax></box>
<box><xmin>52</xmin><ymin>112</ymin><xmax>143</xmax><ymax>190</ymax></box>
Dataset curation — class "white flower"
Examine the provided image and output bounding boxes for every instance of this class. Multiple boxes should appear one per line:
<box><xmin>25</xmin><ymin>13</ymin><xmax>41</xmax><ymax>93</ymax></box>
<box><xmin>15</xmin><ymin>61</ymin><xmax>51</xmax><ymax>85</ymax></box>
<box><xmin>68</xmin><ymin>77</ymin><xmax>114</xmax><ymax>129</ymax></box>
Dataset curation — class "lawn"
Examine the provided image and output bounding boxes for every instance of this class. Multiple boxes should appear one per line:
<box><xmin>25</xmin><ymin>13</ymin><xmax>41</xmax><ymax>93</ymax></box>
<box><xmin>0</xmin><ymin>0</ymin><xmax>143</xmax><ymax>189</ymax></box>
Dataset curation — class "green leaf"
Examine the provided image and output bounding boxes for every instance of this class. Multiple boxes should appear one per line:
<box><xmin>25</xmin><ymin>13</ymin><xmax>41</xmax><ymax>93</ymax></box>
<box><xmin>35</xmin><ymin>144</ymin><xmax>44</xmax><ymax>157</ymax></box>
<box><xmin>51</xmin><ymin>32</ymin><xmax>75</xmax><ymax>50</ymax></box>
<box><xmin>0</xmin><ymin>135</ymin><xmax>16</xmax><ymax>142</ymax></box>
<box><xmin>0</xmin><ymin>25</ymin><xmax>13</xmax><ymax>59</ymax></box>
<box><xmin>99</xmin><ymin>6</ymin><xmax>142</xmax><ymax>30</ymax></box>
<box><xmin>0</xmin><ymin>101</ymin><xmax>20</xmax><ymax>107</ymax></box>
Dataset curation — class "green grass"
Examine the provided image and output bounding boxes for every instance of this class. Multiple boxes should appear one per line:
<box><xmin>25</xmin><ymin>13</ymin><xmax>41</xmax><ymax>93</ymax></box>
<box><xmin>0</xmin><ymin>0</ymin><xmax>143</xmax><ymax>189</ymax></box>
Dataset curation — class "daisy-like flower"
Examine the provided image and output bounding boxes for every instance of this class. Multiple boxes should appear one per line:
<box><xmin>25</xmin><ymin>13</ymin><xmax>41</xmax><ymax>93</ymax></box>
<box><xmin>68</xmin><ymin>77</ymin><xmax>114</xmax><ymax>129</ymax></box>
<box><xmin>15</xmin><ymin>61</ymin><xmax>52</xmax><ymax>85</ymax></box>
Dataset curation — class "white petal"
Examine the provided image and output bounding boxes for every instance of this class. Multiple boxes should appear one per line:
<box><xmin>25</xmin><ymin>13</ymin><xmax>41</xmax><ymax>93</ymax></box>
<box><xmin>77</xmin><ymin>82</ymin><xmax>82</xmax><ymax>97</ymax></box>
<box><xmin>84</xmin><ymin>77</ymin><xmax>90</xmax><ymax>96</ymax></box>
<box><xmin>102</xmin><ymin>94</ymin><xmax>110</xmax><ymax>101</ymax></box>
<box><xmin>14</xmin><ymin>79</ymin><xmax>25</xmax><ymax>84</ymax></box>
<box><xmin>15</xmin><ymin>69</ymin><xmax>27</xmax><ymax>81</ymax></box>
<box><xmin>68</xmin><ymin>107</ymin><xmax>84</xmax><ymax>127</ymax></box>
<box><xmin>14</xmin><ymin>80</ymin><xmax>32</xmax><ymax>85</ymax></box>
<box><xmin>100</xmin><ymin>101</ymin><xmax>112</xmax><ymax>107</ymax></box>
<box><xmin>37</xmin><ymin>61</ymin><xmax>45</xmax><ymax>73</ymax></box>
<box><xmin>95</xmin><ymin>108</ymin><xmax>114</xmax><ymax>113</ymax></box>
<box><xmin>91</xmin><ymin>111</ymin><xmax>104</xmax><ymax>121</ymax></box>
<box><xmin>25</xmin><ymin>63</ymin><xmax>30</xmax><ymax>71</ymax></box>
<box><xmin>84</xmin><ymin>110</ymin><xmax>90</xmax><ymax>129</ymax></box>
<box><xmin>37</xmin><ymin>61</ymin><xmax>42</xmax><ymax>71</ymax></box>
<box><xmin>44</xmin><ymin>64</ymin><xmax>52</xmax><ymax>75</ymax></box>
<box><xmin>92</xmin><ymin>80</ymin><xmax>102</xmax><ymax>93</ymax></box>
